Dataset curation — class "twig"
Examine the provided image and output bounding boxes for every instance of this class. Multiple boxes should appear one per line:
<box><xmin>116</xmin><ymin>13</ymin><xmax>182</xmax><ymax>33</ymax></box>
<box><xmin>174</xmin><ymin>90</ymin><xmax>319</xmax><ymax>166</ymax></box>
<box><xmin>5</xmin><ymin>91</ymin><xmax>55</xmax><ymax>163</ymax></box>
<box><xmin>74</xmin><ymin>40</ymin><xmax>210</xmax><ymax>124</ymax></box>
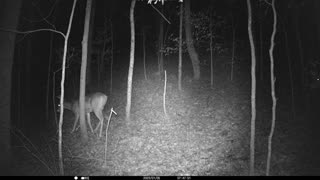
<box><xmin>0</xmin><ymin>28</ymin><xmax>65</xmax><ymax>38</ymax></box>
<box><xmin>27</xmin><ymin>0</ymin><xmax>58</xmax><ymax>29</ymax></box>
<box><xmin>150</xmin><ymin>4</ymin><xmax>171</xmax><ymax>24</ymax></box>
<box><xmin>103</xmin><ymin>108</ymin><xmax>117</xmax><ymax>168</ymax></box>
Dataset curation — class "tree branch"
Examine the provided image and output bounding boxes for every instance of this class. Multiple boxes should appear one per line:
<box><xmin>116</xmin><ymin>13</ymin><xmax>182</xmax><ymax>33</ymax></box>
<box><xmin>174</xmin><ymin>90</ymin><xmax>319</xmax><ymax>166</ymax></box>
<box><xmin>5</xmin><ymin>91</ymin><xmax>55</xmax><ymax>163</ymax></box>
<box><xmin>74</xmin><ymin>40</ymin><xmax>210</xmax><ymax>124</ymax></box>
<box><xmin>0</xmin><ymin>28</ymin><xmax>65</xmax><ymax>38</ymax></box>
<box><xmin>150</xmin><ymin>4</ymin><xmax>171</xmax><ymax>24</ymax></box>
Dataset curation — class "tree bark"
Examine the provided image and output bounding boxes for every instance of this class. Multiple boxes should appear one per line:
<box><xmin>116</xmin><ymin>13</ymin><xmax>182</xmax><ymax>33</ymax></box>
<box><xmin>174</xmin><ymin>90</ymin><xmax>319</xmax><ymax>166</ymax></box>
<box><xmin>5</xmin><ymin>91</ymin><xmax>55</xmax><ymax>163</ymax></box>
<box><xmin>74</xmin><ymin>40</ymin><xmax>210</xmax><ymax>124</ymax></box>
<box><xmin>58</xmin><ymin>0</ymin><xmax>78</xmax><ymax>174</ymax></box>
<box><xmin>314</xmin><ymin>1</ymin><xmax>320</xmax><ymax>51</ymax></box>
<box><xmin>247</xmin><ymin>0</ymin><xmax>257</xmax><ymax>176</ymax></box>
<box><xmin>143</xmin><ymin>27</ymin><xmax>147</xmax><ymax>81</ymax></box>
<box><xmin>126</xmin><ymin>0</ymin><xmax>136</xmax><ymax>121</ymax></box>
<box><xmin>159</xmin><ymin>5</ymin><xmax>164</xmax><ymax>75</ymax></box>
<box><xmin>0</xmin><ymin>0</ymin><xmax>22</xmax><ymax>175</ymax></box>
<box><xmin>110</xmin><ymin>19</ymin><xmax>114</xmax><ymax>94</ymax></box>
<box><xmin>184</xmin><ymin>0</ymin><xmax>200</xmax><ymax>80</ymax></box>
<box><xmin>210</xmin><ymin>10</ymin><xmax>214</xmax><ymax>88</ymax></box>
<box><xmin>266</xmin><ymin>0</ymin><xmax>277</xmax><ymax>175</ymax></box>
<box><xmin>79</xmin><ymin>0</ymin><xmax>93</xmax><ymax>141</ymax></box>
<box><xmin>259</xmin><ymin>1</ymin><xmax>264</xmax><ymax>81</ymax></box>
<box><xmin>86</xmin><ymin>0</ymin><xmax>95</xmax><ymax>92</ymax></box>
<box><xmin>178</xmin><ymin>2</ymin><xmax>183</xmax><ymax>91</ymax></box>
<box><xmin>231</xmin><ymin>13</ymin><xmax>236</xmax><ymax>81</ymax></box>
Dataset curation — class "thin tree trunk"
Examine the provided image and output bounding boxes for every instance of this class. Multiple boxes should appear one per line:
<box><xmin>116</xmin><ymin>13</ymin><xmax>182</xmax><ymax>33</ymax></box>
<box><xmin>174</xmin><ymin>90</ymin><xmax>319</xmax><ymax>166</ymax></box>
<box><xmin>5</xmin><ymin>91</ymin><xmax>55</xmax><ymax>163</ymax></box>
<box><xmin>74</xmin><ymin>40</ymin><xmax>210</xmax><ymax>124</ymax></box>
<box><xmin>210</xmin><ymin>10</ymin><xmax>213</xmax><ymax>88</ymax></box>
<box><xmin>16</xmin><ymin>45</ymin><xmax>22</xmax><ymax>129</ymax></box>
<box><xmin>100</xmin><ymin>17</ymin><xmax>108</xmax><ymax>91</ymax></box>
<box><xmin>110</xmin><ymin>19</ymin><xmax>114</xmax><ymax>94</ymax></box>
<box><xmin>97</xmin><ymin>54</ymin><xmax>101</xmax><ymax>89</ymax></box>
<box><xmin>53</xmin><ymin>72</ymin><xmax>58</xmax><ymax>128</ymax></box>
<box><xmin>159</xmin><ymin>6</ymin><xmax>164</xmax><ymax>75</ymax></box>
<box><xmin>184</xmin><ymin>0</ymin><xmax>200</xmax><ymax>80</ymax></box>
<box><xmin>163</xmin><ymin>70</ymin><xmax>167</xmax><ymax>118</ymax></box>
<box><xmin>0</xmin><ymin>0</ymin><xmax>21</xmax><ymax>174</ymax></box>
<box><xmin>231</xmin><ymin>13</ymin><xmax>236</xmax><ymax>81</ymax></box>
<box><xmin>247</xmin><ymin>0</ymin><xmax>257</xmax><ymax>176</ymax></box>
<box><xmin>178</xmin><ymin>2</ymin><xmax>183</xmax><ymax>91</ymax></box>
<box><xmin>259</xmin><ymin>1</ymin><xmax>264</xmax><ymax>81</ymax></box>
<box><xmin>17</xmin><ymin>55</ymin><xmax>22</xmax><ymax>129</ymax></box>
<box><xmin>266</xmin><ymin>0</ymin><xmax>277</xmax><ymax>175</ymax></box>
<box><xmin>58</xmin><ymin>0</ymin><xmax>77</xmax><ymax>175</ymax></box>
<box><xmin>79</xmin><ymin>0</ymin><xmax>92</xmax><ymax>141</ymax></box>
<box><xmin>86</xmin><ymin>0</ymin><xmax>95</xmax><ymax>91</ymax></box>
<box><xmin>126</xmin><ymin>0</ymin><xmax>136</xmax><ymax>121</ymax></box>
<box><xmin>143</xmin><ymin>28</ymin><xmax>147</xmax><ymax>81</ymax></box>
<box><xmin>25</xmin><ymin>34</ymin><xmax>32</xmax><ymax>132</ymax></box>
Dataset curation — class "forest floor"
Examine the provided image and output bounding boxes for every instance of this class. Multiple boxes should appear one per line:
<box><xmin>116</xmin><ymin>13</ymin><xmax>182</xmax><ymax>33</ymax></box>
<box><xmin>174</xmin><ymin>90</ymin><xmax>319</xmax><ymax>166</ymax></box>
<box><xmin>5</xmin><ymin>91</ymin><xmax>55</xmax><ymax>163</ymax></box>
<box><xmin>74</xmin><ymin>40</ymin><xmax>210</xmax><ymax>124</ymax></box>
<box><xmin>10</xmin><ymin>57</ymin><xmax>320</xmax><ymax>176</ymax></box>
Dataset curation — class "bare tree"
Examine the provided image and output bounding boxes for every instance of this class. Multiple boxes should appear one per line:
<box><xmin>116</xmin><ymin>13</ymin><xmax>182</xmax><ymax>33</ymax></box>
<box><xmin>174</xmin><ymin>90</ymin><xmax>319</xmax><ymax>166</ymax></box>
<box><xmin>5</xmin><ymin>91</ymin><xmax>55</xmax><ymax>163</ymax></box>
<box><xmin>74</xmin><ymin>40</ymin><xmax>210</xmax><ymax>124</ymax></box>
<box><xmin>79</xmin><ymin>0</ymin><xmax>93</xmax><ymax>141</ymax></box>
<box><xmin>184</xmin><ymin>0</ymin><xmax>200</xmax><ymax>80</ymax></box>
<box><xmin>143</xmin><ymin>27</ymin><xmax>147</xmax><ymax>81</ymax></box>
<box><xmin>266</xmin><ymin>0</ymin><xmax>277</xmax><ymax>175</ymax></box>
<box><xmin>230</xmin><ymin>13</ymin><xmax>236</xmax><ymax>81</ymax></box>
<box><xmin>178</xmin><ymin>2</ymin><xmax>183</xmax><ymax>91</ymax></box>
<box><xmin>158</xmin><ymin>5</ymin><xmax>164</xmax><ymax>75</ymax></box>
<box><xmin>86</xmin><ymin>0</ymin><xmax>96</xmax><ymax>92</ymax></box>
<box><xmin>247</xmin><ymin>0</ymin><xmax>257</xmax><ymax>176</ymax></box>
<box><xmin>126</xmin><ymin>0</ymin><xmax>137</xmax><ymax>121</ymax></box>
<box><xmin>58</xmin><ymin>0</ymin><xmax>78</xmax><ymax>175</ymax></box>
<box><xmin>110</xmin><ymin>19</ymin><xmax>114</xmax><ymax>94</ymax></box>
<box><xmin>259</xmin><ymin>1</ymin><xmax>264</xmax><ymax>81</ymax></box>
<box><xmin>210</xmin><ymin>8</ymin><xmax>214</xmax><ymax>88</ymax></box>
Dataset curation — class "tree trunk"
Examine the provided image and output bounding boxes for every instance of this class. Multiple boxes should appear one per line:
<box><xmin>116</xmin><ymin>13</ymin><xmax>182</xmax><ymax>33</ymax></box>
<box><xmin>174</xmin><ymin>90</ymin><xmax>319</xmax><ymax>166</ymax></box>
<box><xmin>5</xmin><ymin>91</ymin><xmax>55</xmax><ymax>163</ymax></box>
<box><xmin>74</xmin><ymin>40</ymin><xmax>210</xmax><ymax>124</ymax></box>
<box><xmin>58</xmin><ymin>0</ymin><xmax>78</xmax><ymax>175</ymax></box>
<box><xmin>266</xmin><ymin>0</ymin><xmax>277</xmax><ymax>175</ymax></box>
<box><xmin>143</xmin><ymin>27</ymin><xmax>147</xmax><ymax>81</ymax></box>
<box><xmin>158</xmin><ymin>6</ymin><xmax>164</xmax><ymax>75</ymax></box>
<box><xmin>247</xmin><ymin>0</ymin><xmax>257</xmax><ymax>176</ymax></box>
<box><xmin>178</xmin><ymin>2</ymin><xmax>183</xmax><ymax>91</ymax></box>
<box><xmin>314</xmin><ymin>1</ymin><xmax>320</xmax><ymax>51</ymax></box>
<box><xmin>126</xmin><ymin>0</ymin><xmax>136</xmax><ymax>121</ymax></box>
<box><xmin>0</xmin><ymin>0</ymin><xmax>22</xmax><ymax>175</ymax></box>
<box><xmin>210</xmin><ymin>10</ymin><xmax>214</xmax><ymax>88</ymax></box>
<box><xmin>259</xmin><ymin>1</ymin><xmax>264</xmax><ymax>81</ymax></box>
<box><xmin>79</xmin><ymin>0</ymin><xmax>93</xmax><ymax>141</ymax></box>
<box><xmin>100</xmin><ymin>15</ymin><xmax>108</xmax><ymax>91</ymax></box>
<box><xmin>110</xmin><ymin>19</ymin><xmax>114</xmax><ymax>94</ymax></box>
<box><xmin>184</xmin><ymin>0</ymin><xmax>200</xmax><ymax>80</ymax></box>
<box><xmin>230</xmin><ymin>13</ymin><xmax>236</xmax><ymax>81</ymax></box>
<box><xmin>86</xmin><ymin>0</ymin><xmax>95</xmax><ymax>92</ymax></box>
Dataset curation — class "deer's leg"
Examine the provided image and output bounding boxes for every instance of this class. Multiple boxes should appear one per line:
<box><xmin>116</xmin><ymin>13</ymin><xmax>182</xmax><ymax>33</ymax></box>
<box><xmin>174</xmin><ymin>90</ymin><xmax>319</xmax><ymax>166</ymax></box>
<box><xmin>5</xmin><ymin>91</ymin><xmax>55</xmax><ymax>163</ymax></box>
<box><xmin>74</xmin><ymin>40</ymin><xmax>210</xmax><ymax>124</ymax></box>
<box><xmin>94</xmin><ymin>109</ymin><xmax>104</xmax><ymax>132</ymax></box>
<box><xmin>87</xmin><ymin>113</ymin><xmax>94</xmax><ymax>134</ymax></box>
<box><xmin>71</xmin><ymin>113</ymin><xmax>79</xmax><ymax>133</ymax></box>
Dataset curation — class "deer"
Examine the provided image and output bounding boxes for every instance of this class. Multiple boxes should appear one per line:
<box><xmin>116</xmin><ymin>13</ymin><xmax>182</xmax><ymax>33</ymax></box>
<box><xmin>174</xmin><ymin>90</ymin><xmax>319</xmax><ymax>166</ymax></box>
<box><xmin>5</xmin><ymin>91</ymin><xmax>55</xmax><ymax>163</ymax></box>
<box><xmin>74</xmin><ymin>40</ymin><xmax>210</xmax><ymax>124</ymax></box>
<box><xmin>58</xmin><ymin>92</ymin><xmax>108</xmax><ymax>134</ymax></box>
